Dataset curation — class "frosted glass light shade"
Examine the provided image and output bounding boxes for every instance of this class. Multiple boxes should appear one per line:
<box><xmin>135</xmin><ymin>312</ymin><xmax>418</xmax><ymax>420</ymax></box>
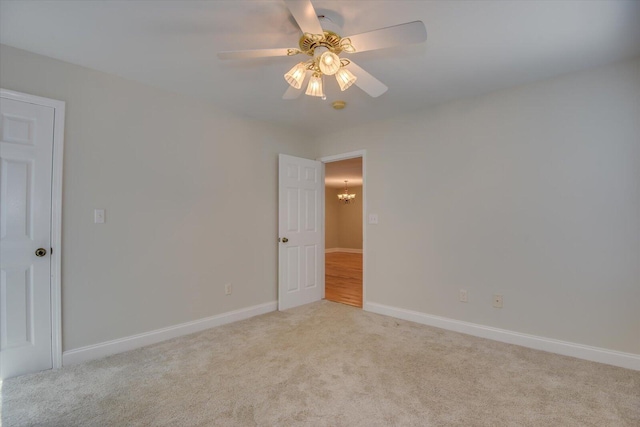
<box><xmin>284</xmin><ymin>63</ymin><xmax>307</xmax><ymax>89</ymax></box>
<box><xmin>305</xmin><ymin>74</ymin><xmax>324</xmax><ymax>97</ymax></box>
<box><xmin>318</xmin><ymin>51</ymin><xmax>340</xmax><ymax>75</ymax></box>
<box><xmin>335</xmin><ymin>68</ymin><xmax>357</xmax><ymax>91</ymax></box>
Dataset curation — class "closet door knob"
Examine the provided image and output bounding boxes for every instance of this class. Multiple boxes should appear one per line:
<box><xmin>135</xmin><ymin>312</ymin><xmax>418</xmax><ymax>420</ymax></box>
<box><xmin>35</xmin><ymin>248</ymin><xmax>47</xmax><ymax>257</ymax></box>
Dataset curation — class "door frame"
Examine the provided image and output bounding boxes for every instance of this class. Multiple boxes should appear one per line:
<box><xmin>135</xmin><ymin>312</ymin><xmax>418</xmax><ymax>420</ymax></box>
<box><xmin>1</xmin><ymin>88</ymin><xmax>65</xmax><ymax>369</ymax></box>
<box><xmin>319</xmin><ymin>150</ymin><xmax>366</xmax><ymax>306</ymax></box>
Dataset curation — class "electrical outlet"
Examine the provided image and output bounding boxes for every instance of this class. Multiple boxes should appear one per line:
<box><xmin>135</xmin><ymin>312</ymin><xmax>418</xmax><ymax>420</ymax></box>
<box><xmin>225</xmin><ymin>283</ymin><xmax>232</xmax><ymax>296</ymax></box>
<box><xmin>493</xmin><ymin>294</ymin><xmax>503</xmax><ymax>308</ymax></box>
<box><xmin>459</xmin><ymin>289</ymin><xmax>468</xmax><ymax>303</ymax></box>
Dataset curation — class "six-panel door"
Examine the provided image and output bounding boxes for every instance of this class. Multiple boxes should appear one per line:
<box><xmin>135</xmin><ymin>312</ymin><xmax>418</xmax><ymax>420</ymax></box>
<box><xmin>0</xmin><ymin>97</ymin><xmax>54</xmax><ymax>379</ymax></box>
<box><xmin>278</xmin><ymin>154</ymin><xmax>323</xmax><ymax>311</ymax></box>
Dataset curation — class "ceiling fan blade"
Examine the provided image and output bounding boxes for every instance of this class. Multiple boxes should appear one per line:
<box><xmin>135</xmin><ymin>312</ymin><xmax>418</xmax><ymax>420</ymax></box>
<box><xmin>282</xmin><ymin>70</ymin><xmax>311</xmax><ymax>100</ymax></box>
<box><xmin>284</xmin><ymin>0</ymin><xmax>324</xmax><ymax>35</ymax></box>
<box><xmin>344</xmin><ymin>21</ymin><xmax>427</xmax><ymax>53</ymax></box>
<box><xmin>345</xmin><ymin>61</ymin><xmax>388</xmax><ymax>98</ymax></box>
<box><xmin>217</xmin><ymin>48</ymin><xmax>295</xmax><ymax>60</ymax></box>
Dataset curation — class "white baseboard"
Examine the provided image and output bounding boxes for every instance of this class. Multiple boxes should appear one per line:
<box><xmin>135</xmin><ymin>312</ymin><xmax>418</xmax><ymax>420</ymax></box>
<box><xmin>325</xmin><ymin>248</ymin><xmax>363</xmax><ymax>254</ymax></box>
<box><xmin>63</xmin><ymin>301</ymin><xmax>277</xmax><ymax>366</ymax></box>
<box><xmin>364</xmin><ymin>302</ymin><xmax>640</xmax><ymax>371</ymax></box>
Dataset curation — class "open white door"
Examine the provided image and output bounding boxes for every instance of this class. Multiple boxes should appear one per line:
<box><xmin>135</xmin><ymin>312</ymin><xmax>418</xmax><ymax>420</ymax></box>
<box><xmin>278</xmin><ymin>154</ymin><xmax>323</xmax><ymax>311</ymax></box>
<box><xmin>0</xmin><ymin>96</ymin><xmax>55</xmax><ymax>378</ymax></box>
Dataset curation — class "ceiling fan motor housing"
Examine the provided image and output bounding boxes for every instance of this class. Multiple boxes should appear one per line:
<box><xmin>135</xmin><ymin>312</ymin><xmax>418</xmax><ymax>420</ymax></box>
<box><xmin>298</xmin><ymin>31</ymin><xmax>345</xmax><ymax>56</ymax></box>
<box><xmin>296</xmin><ymin>31</ymin><xmax>354</xmax><ymax>76</ymax></box>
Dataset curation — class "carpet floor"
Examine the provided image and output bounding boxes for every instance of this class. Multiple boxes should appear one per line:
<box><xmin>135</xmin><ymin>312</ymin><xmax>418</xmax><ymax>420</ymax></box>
<box><xmin>2</xmin><ymin>301</ymin><xmax>639</xmax><ymax>426</ymax></box>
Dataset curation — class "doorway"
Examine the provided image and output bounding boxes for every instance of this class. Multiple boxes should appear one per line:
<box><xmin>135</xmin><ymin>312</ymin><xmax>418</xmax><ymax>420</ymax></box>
<box><xmin>322</xmin><ymin>152</ymin><xmax>365</xmax><ymax>308</ymax></box>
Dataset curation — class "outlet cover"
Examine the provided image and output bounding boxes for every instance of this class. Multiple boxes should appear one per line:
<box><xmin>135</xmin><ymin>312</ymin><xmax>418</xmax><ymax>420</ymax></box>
<box><xmin>225</xmin><ymin>283</ymin><xmax>232</xmax><ymax>295</ymax></box>
<box><xmin>459</xmin><ymin>289</ymin><xmax>468</xmax><ymax>303</ymax></box>
<box><xmin>94</xmin><ymin>209</ymin><xmax>105</xmax><ymax>224</ymax></box>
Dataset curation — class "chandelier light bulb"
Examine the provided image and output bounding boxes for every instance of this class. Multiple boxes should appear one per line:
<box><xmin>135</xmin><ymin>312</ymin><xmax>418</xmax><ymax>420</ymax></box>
<box><xmin>305</xmin><ymin>74</ymin><xmax>324</xmax><ymax>97</ymax></box>
<box><xmin>335</xmin><ymin>68</ymin><xmax>357</xmax><ymax>91</ymax></box>
<box><xmin>284</xmin><ymin>62</ymin><xmax>307</xmax><ymax>89</ymax></box>
<box><xmin>318</xmin><ymin>51</ymin><xmax>341</xmax><ymax>75</ymax></box>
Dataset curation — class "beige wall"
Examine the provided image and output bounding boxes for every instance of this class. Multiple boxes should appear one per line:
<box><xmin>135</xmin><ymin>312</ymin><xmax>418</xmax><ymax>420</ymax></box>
<box><xmin>325</xmin><ymin>185</ymin><xmax>363</xmax><ymax>250</ymax></box>
<box><xmin>0</xmin><ymin>45</ymin><xmax>314</xmax><ymax>351</ymax></box>
<box><xmin>314</xmin><ymin>57</ymin><xmax>640</xmax><ymax>355</ymax></box>
<box><xmin>3</xmin><ymin>42</ymin><xmax>638</xmax><ymax>358</ymax></box>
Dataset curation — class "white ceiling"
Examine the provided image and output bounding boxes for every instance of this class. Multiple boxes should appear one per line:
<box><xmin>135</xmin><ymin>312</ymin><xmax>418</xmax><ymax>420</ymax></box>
<box><xmin>2</xmin><ymin>1</ymin><xmax>639</xmax><ymax>134</ymax></box>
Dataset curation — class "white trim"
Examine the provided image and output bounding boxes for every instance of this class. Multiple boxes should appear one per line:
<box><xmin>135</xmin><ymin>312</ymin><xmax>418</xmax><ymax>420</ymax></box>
<box><xmin>319</xmin><ymin>150</ymin><xmax>365</xmax><ymax>163</ymax></box>
<box><xmin>63</xmin><ymin>301</ymin><xmax>277</xmax><ymax>366</ymax></box>
<box><xmin>1</xmin><ymin>89</ymin><xmax>65</xmax><ymax>370</ymax></box>
<box><xmin>321</xmin><ymin>164</ymin><xmax>326</xmax><ymax>300</ymax></box>
<box><xmin>319</xmin><ymin>150</ymin><xmax>367</xmax><ymax>306</ymax></box>
<box><xmin>364</xmin><ymin>302</ymin><xmax>640</xmax><ymax>371</ymax></box>
<box><xmin>325</xmin><ymin>248</ymin><xmax>363</xmax><ymax>254</ymax></box>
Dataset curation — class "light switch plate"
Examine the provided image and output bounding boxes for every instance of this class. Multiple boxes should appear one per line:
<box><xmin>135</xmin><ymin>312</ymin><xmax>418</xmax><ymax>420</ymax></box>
<box><xmin>368</xmin><ymin>214</ymin><xmax>379</xmax><ymax>224</ymax></box>
<box><xmin>493</xmin><ymin>294</ymin><xmax>503</xmax><ymax>308</ymax></box>
<box><xmin>94</xmin><ymin>209</ymin><xmax>105</xmax><ymax>224</ymax></box>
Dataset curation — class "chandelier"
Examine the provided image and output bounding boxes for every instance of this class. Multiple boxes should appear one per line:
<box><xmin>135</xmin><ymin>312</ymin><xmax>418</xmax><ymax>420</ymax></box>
<box><xmin>283</xmin><ymin>31</ymin><xmax>357</xmax><ymax>99</ymax></box>
<box><xmin>337</xmin><ymin>180</ymin><xmax>356</xmax><ymax>204</ymax></box>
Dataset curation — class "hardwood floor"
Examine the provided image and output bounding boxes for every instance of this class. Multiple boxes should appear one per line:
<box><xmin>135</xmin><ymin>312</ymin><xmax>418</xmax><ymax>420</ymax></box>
<box><xmin>325</xmin><ymin>252</ymin><xmax>363</xmax><ymax>308</ymax></box>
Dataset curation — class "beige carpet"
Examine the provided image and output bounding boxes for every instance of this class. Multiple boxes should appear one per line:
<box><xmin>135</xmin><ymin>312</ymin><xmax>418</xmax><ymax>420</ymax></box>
<box><xmin>2</xmin><ymin>301</ymin><xmax>639</xmax><ymax>426</ymax></box>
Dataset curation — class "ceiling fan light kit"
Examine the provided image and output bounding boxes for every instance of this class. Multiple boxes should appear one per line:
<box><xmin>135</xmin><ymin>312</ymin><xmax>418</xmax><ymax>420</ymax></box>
<box><xmin>217</xmin><ymin>0</ymin><xmax>427</xmax><ymax>101</ymax></box>
<box><xmin>282</xmin><ymin>33</ymin><xmax>357</xmax><ymax>97</ymax></box>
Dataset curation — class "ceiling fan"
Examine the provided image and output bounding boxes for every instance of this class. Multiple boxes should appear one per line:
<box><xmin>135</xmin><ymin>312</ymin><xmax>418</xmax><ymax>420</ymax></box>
<box><xmin>217</xmin><ymin>0</ymin><xmax>427</xmax><ymax>100</ymax></box>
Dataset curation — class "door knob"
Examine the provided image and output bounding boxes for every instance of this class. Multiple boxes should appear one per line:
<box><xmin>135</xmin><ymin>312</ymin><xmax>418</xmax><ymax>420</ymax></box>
<box><xmin>281</xmin><ymin>237</ymin><xmax>289</xmax><ymax>243</ymax></box>
<box><xmin>35</xmin><ymin>248</ymin><xmax>47</xmax><ymax>257</ymax></box>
